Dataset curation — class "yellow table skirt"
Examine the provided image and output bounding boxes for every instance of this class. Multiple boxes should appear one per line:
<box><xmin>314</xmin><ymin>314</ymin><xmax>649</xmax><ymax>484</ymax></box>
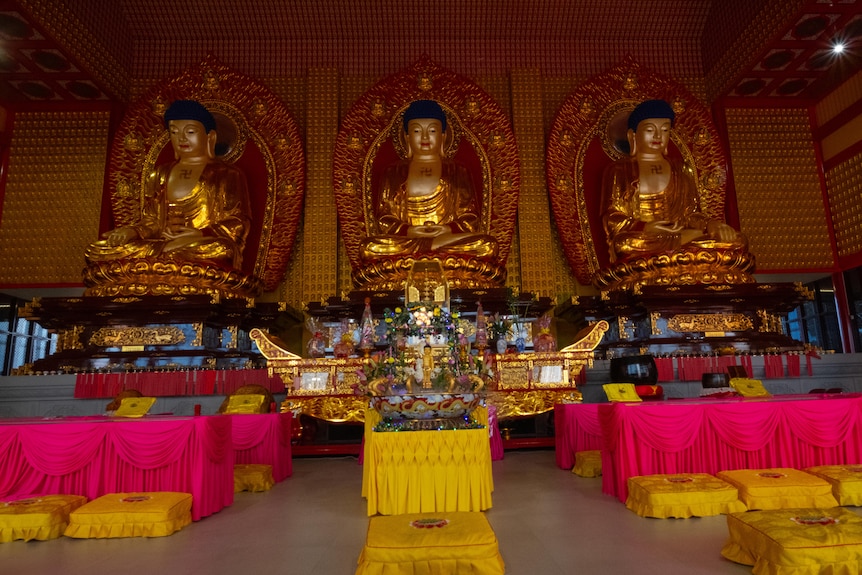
<box><xmin>716</xmin><ymin>468</ymin><xmax>839</xmax><ymax>511</ymax></box>
<box><xmin>722</xmin><ymin>507</ymin><xmax>862</xmax><ymax>575</ymax></box>
<box><xmin>805</xmin><ymin>465</ymin><xmax>862</xmax><ymax>507</ymax></box>
<box><xmin>363</xmin><ymin>423</ymin><xmax>493</xmax><ymax>516</ymax></box>
<box><xmin>64</xmin><ymin>492</ymin><xmax>192</xmax><ymax>539</ymax></box>
<box><xmin>626</xmin><ymin>473</ymin><xmax>747</xmax><ymax>518</ymax></box>
<box><xmin>356</xmin><ymin>511</ymin><xmax>504</xmax><ymax>575</ymax></box>
<box><xmin>572</xmin><ymin>450</ymin><xmax>602</xmax><ymax>478</ymax></box>
<box><xmin>0</xmin><ymin>495</ymin><xmax>88</xmax><ymax>542</ymax></box>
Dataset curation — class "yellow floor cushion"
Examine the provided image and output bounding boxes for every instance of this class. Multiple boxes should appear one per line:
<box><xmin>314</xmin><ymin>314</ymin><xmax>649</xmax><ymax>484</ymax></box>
<box><xmin>722</xmin><ymin>507</ymin><xmax>862</xmax><ymax>575</ymax></box>
<box><xmin>716</xmin><ymin>468</ymin><xmax>839</xmax><ymax>511</ymax></box>
<box><xmin>64</xmin><ymin>492</ymin><xmax>193</xmax><ymax>539</ymax></box>
<box><xmin>0</xmin><ymin>495</ymin><xmax>88</xmax><ymax>542</ymax></box>
<box><xmin>572</xmin><ymin>450</ymin><xmax>602</xmax><ymax>478</ymax></box>
<box><xmin>356</xmin><ymin>511</ymin><xmax>505</xmax><ymax>575</ymax></box>
<box><xmin>234</xmin><ymin>464</ymin><xmax>275</xmax><ymax>493</ymax></box>
<box><xmin>626</xmin><ymin>473</ymin><xmax>747</xmax><ymax>518</ymax></box>
<box><xmin>804</xmin><ymin>465</ymin><xmax>862</xmax><ymax>507</ymax></box>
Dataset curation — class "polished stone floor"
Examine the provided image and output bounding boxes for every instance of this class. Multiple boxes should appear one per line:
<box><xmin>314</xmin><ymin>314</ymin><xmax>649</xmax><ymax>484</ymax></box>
<box><xmin>0</xmin><ymin>449</ymin><xmax>764</xmax><ymax>574</ymax></box>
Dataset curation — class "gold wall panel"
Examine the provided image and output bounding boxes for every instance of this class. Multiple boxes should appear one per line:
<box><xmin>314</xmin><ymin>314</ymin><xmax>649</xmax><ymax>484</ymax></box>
<box><xmin>302</xmin><ymin>68</ymin><xmax>340</xmax><ymax>305</ymax></box>
<box><xmin>816</xmin><ymin>70</ymin><xmax>862</xmax><ymax>127</ymax></box>
<box><xmin>511</xmin><ymin>69</ymin><xmax>555</xmax><ymax>298</ymax></box>
<box><xmin>725</xmin><ymin>107</ymin><xmax>832</xmax><ymax>270</ymax></box>
<box><xmin>826</xmin><ymin>154</ymin><xmax>862</xmax><ymax>260</ymax></box>
<box><xmin>0</xmin><ymin>111</ymin><xmax>109</xmax><ymax>285</ymax></box>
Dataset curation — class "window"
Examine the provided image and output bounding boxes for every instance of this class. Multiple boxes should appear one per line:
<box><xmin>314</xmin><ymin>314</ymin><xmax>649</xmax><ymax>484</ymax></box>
<box><xmin>782</xmin><ymin>277</ymin><xmax>842</xmax><ymax>352</ymax></box>
<box><xmin>0</xmin><ymin>295</ymin><xmax>57</xmax><ymax>375</ymax></box>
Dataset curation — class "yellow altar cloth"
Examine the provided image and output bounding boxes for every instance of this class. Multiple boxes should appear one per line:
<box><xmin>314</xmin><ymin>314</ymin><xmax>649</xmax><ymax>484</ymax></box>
<box><xmin>356</xmin><ymin>512</ymin><xmax>505</xmax><ymax>575</ymax></box>
<box><xmin>64</xmin><ymin>492</ymin><xmax>192</xmax><ymax>539</ymax></box>
<box><xmin>362</xmin><ymin>410</ymin><xmax>493</xmax><ymax>516</ymax></box>
<box><xmin>0</xmin><ymin>495</ymin><xmax>87</xmax><ymax>542</ymax></box>
<box><xmin>805</xmin><ymin>465</ymin><xmax>862</xmax><ymax>507</ymax></box>
<box><xmin>625</xmin><ymin>473</ymin><xmax>747</xmax><ymax>518</ymax></box>
<box><xmin>722</xmin><ymin>507</ymin><xmax>862</xmax><ymax>575</ymax></box>
<box><xmin>716</xmin><ymin>468</ymin><xmax>839</xmax><ymax>511</ymax></box>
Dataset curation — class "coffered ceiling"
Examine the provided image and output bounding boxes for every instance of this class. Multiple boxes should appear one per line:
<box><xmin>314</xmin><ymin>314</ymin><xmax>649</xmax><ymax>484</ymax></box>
<box><xmin>0</xmin><ymin>0</ymin><xmax>858</xmax><ymax>107</ymax></box>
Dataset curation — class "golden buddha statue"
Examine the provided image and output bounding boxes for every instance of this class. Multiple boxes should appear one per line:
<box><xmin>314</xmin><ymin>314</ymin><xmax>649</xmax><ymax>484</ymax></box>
<box><xmin>85</xmin><ymin>100</ymin><xmax>251</xmax><ymax>270</ymax></box>
<box><xmin>602</xmin><ymin>99</ymin><xmax>747</xmax><ymax>263</ymax></box>
<box><xmin>360</xmin><ymin>100</ymin><xmax>497</xmax><ymax>261</ymax></box>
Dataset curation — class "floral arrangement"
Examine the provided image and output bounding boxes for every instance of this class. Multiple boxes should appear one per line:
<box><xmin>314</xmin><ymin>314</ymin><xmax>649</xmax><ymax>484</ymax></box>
<box><xmin>487</xmin><ymin>313</ymin><xmax>513</xmax><ymax>341</ymax></box>
<box><xmin>356</xmin><ymin>304</ymin><xmax>488</xmax><ymax>396</ymax></box>
<box><xmin>382</xmin><ymin>304</ymin><xmax>459</xmax><ymax>343</ymax></box>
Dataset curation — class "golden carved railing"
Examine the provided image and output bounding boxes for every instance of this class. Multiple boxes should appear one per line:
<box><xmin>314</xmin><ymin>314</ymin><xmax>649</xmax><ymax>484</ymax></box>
<box><xmin>250</xmin><ymin>320</ymin><xmax>608</xmax><ymax>422</ymax></box>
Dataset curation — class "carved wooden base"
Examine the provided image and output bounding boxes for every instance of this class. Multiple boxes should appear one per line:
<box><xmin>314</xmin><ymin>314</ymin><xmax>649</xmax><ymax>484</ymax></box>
<box><xmin>352</xmin><ymin>255</ymin><xmax>507</xmax><ymax>291</ymax></box>
<box><xmin>593</xmin><ymin>248</ymin><xmax>756</xmax><ymax>292</ymax></box>
<box><xmin>83</xmin><ymin>257</ymin><xmax>263</xmax><ymax>299</ymax></box>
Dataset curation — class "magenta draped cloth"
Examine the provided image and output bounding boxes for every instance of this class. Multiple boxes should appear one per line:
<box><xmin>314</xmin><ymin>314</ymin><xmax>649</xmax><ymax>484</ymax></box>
<box><xmin>0</xmin><ymin>415</ymin><xmax>234</xmax><ymax>520</ymax></box>
<box><xmin>599</xmin><ymin>394</ymin><xmax>862</xmax><ymax>502</ymax></box>
<box><xmin>231</xmin><ymin>413</ymin><xmax>293</xmax><ymax>482</ymax></box>
<box><xmin>554</xmin><ymin>403</ymin><xmax>603</xmax><ymax>469</ymax></box>
<box><xmin>488</xmin><ymin>404</ymin><xmax>504</xmax><ymax>461</ymax></box>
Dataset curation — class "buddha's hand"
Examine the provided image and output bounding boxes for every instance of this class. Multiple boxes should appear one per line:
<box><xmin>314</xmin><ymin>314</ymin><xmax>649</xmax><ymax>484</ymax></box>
<box><xmin>407</xmin><ymin>224</ymin><xmax>449</xmax><ymax>238</ymax></box>
<box><xmin>101</xmin><ymin>226</ymin><xmax>139</xmax><ymax>246</ymax></box>
<box><xmin>644</xmin><ymin>220</ymin><xmax>683</xmax><ymax>234</ymax></box>
<box><xmin>707</xmin><ymin>220</ymin><xmax>738</xmax><ymax>242</ymax></box>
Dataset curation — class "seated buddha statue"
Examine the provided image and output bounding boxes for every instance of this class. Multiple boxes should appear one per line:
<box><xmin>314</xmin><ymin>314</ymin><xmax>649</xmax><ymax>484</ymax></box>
<box><xmin>85</xmin><ymin>100</ymin><xmax>251</xmax><ymax>270</ymax></box>
<box><xmin>601</xmin><ymin>99</ymin><xmax>747</xmax><ymax>263</ymax></box>
<box><xmin>360</xmin><ymin>100</ymin><xmax>497</xmax><ymax>261</ymax></box>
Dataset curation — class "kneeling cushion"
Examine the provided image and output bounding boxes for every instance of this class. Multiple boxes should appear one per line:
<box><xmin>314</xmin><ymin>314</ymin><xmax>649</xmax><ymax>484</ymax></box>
<box><xmin>234</xmin><ymin>464</ymin><xmax>275</xmax><ymax>493</ymax></box>
<box><xmin>356</xmin><ymin>512</ymin><xmax>504</xmax><ymax>575</ymax></box>
<box><xmin>626</xmin><ymin>473</ymin><xmax>746</xmax><ymax>518</ymax></box>
<box><xmin>722</xmin><ymin>507</ymin><xmax>862</xmax><ymax>575</ymax></box>
<box><xmin>572</xmin><ymin>450</ymin><xmax>602</xmax><ymax>478</ymax></box>
<box><xmin>716</xmin><ymin>468</ymin><xmax>838</xmax><ymax>510</ymax></box>
<box><xmin>64</xmin><ymin>492</ymin><xmax>192</xmax><ymax>539</ymax></box>
<box><xmin>0</xmin><ymin>494</ymin><xmax>87</xmax><ymax>542</ymax></box>
<box><xmin>805</xmin><ymin>465</ymin><xmax>862</xmax><ymax>507</ymax></box>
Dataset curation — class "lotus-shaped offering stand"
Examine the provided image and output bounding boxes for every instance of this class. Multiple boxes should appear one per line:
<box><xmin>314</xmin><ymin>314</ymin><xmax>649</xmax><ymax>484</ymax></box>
<box><xmin>371</xmin><ymin>392</ymin><xmax>483</xmax><ymax>421</ymax></box>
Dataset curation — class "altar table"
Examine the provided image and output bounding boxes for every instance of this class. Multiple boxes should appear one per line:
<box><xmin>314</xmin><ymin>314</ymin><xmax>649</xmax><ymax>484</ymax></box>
<box><xmin>0</xmin><ymin>415</ymin><xmax>234</xmax><ymax>521</ymax></box>
<box><xmin>554</xmin><ymin>403</ymin><xmax>602</xmax><ymax>470</ymax></box>
<box><xmin>362</xmin><ymin>427</ymin><xmax>494</xmax><ymax>516</ymax></box>
<box><xmin>231</xmin><ymin>412</ymin><xmax>293</xmax><ymax>482</ymax></box>
<box><xmin>599</xmin><ymin>394</ymin><xmax>862</xmax><ymax>502</ymax></box>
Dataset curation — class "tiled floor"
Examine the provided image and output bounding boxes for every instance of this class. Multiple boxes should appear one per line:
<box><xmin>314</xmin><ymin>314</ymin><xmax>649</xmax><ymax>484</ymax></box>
<box><xmin>0</xmin><ymin>449</ymin><xmax>760</xmax><ymax>574</ymax></box>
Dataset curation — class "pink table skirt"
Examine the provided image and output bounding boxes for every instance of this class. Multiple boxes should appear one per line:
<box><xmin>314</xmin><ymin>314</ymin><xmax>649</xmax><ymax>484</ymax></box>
<box><xmin>0</xmin><ymin>415</ymin><xmax>234</xmax><ymax>521</ymax></box>
<box><xmin>231</xmin><ymin>412</ymin><xmax>293</xmax><ymax>482</ymax></box>
<box><xmin>599</xmin><ymin>394</ymin><xmax>862</xmax><ymax>502</ymax></box>
<box><xmin>554</xmin><ymin>403</ymin><xmax>602</xmax><ymax>469</ymax></box>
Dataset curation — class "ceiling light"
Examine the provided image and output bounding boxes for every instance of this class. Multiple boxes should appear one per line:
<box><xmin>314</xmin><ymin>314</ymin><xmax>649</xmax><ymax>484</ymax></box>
<box><xmin>832</xmin><ymin>42</ymin><xmax>845</xmax><ymax>54</ymax></box>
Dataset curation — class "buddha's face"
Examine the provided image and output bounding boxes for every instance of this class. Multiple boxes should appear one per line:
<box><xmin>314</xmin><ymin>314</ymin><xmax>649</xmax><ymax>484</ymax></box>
<box><xmin>405</xmin><ymin>118</ymin><xmax>444</xmax><ymax>158</ymax></box>
<box><xmin>630</xmin><ymin>117</ymin><xmax>671</xmax><ymax>156</ymax></box>
<box><xmin>168</xmin><ymin>119</ymin><xmax>213</xmax><ymax>159</ymax></box>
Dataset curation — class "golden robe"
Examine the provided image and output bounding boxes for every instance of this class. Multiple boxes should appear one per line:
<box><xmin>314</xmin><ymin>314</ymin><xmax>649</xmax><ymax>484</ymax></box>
<box><xmin>361</xmin><ymin>161</ymin><xmax>496</xmax><ymax>259</ymax></box>
<box><xmin>86</xmin><ymin>161</ymin><xmax>251</xmax><ymax>269</ymax></box>
<box><xmin>602</xmin><ymin>157</ymin><xmax>744</xmax><ymax>262</ymax></box>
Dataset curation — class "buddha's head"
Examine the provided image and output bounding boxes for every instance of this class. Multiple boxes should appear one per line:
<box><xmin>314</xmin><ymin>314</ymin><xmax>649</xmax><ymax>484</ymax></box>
<box><xmin>626</xmin><ymin>99</ymin><xmax>674</xmax><ymax>157</ymax></box>
<box><xmin>164</xmin><ymin>99</ymin><xmax>218</xmax><ymax>160</ymax></box>
<box><xmin>402</xmin><ymin>100</ymin><xmax>448</xmax><ymax>159</ymax></box>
